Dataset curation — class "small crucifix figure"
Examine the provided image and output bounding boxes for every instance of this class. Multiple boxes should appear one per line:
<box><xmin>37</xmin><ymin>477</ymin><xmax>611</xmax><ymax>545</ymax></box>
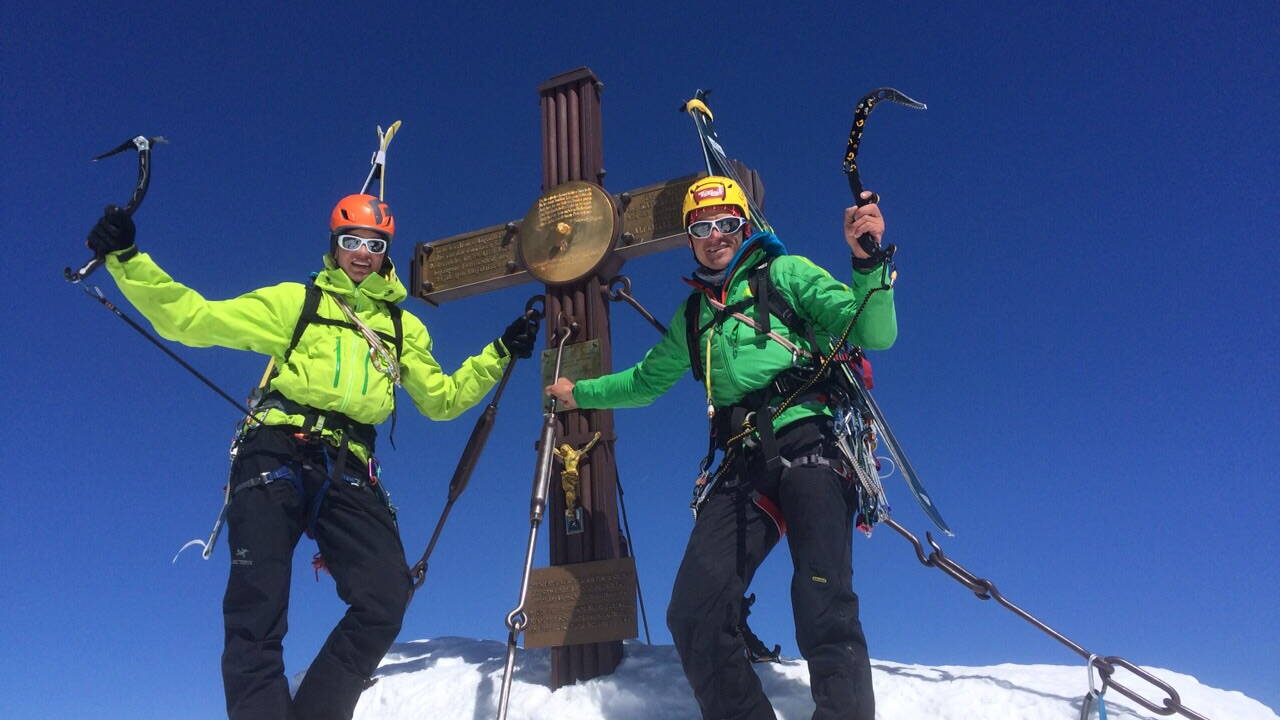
<box><xmin>554</xmin><ymin>431</ymin><xmax>600</xmax><ymax>534</ymax></box>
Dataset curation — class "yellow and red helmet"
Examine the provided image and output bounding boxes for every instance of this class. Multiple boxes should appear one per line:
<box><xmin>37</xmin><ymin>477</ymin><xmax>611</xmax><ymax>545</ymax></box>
<box><xmin>330</xmin><ymin>194</ymin><xmax>395</xmax><ymax>239</ymax></box>
<box><xmin>682</xmin><ymin>176</ymin><xmax>751</xmax><ymax>225</ymax></box>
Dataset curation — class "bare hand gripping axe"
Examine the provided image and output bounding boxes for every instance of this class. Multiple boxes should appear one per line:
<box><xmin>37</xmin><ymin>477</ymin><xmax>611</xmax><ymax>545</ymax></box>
<box><xmin>843</xmin><ymin>88</ymin><xmax>926</xmax><ymax>265</ymax></box>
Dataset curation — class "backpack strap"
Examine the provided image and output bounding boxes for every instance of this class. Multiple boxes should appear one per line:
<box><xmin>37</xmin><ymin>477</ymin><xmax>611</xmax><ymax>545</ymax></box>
<box><xmin>288</xmin><ymin>286</ymin><xmax>404</xmax><ymax>361</ymax></box>
<box><xmin>747</xmin><ymin>258</ymin><xmax>806</xmax><ymax>338</ymax></box>
<box><xmin>283</xmin><ymin>283</ymin><xmax>324</xmax><ymax>366</ymax></box>
<box><xmin>388</xmin><ymin>302</ymin><xmax>403</xmax><ymax>359</ymax></box>
<box><xmin>684</xmin><ymin>291</ymin><xmax>705</xmax><ymax>383</ymax></box>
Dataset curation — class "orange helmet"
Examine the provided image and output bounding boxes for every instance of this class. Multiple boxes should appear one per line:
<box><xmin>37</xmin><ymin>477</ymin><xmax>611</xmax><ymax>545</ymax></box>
<box><xmin>330</xmin><ymin>194</ymin><xmax>395</xmax><ymax>238</ymax></box>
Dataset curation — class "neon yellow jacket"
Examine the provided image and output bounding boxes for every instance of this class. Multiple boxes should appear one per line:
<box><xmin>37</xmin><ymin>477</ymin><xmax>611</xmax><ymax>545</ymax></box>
<box><xmin>105</xmin><ymin>251</ymin><xmax>507</xmax><ymax>456</ymax></box>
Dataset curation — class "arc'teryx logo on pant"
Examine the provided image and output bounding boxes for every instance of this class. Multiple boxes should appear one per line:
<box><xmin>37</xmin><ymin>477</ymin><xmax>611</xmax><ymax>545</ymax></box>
<box><xmin>232</xmin><ymin>547</ymin><xmax>253</xmax><ymax>566</ymax></box>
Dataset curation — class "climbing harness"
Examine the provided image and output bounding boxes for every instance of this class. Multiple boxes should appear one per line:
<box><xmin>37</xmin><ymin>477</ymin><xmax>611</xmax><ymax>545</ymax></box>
<box><xmin>496</xmin><ymin>315</ymin><xmax>576</xmax><ymax>720</ymax></box>
<box><xmin>687</xmin><ymin>258</ymin><xmax>897</xmax><ymax>524</ymax></box>
<box><xmin>171</xmin><ymin>280</ymin><xmax>403</xmax><ymax>563</ymax></box>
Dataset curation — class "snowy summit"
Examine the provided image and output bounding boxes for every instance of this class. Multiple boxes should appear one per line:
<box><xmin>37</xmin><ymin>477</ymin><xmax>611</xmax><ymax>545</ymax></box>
<box><xmin>339</xmin><ymin>638</ymin><xmax>1277</xmax><ymax>720</ymax></box>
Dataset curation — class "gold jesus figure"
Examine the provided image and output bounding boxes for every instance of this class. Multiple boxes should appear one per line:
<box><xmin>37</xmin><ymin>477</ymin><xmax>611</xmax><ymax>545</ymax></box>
<box><xmin>554</xmin><ymin>431</ymin><xmax>601</xmax><ymax>516</ymax></box>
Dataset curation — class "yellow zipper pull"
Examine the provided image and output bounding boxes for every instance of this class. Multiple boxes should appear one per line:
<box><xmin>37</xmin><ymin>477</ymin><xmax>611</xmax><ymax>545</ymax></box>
<box><xmin>705</xmin><ymin>335</ymin><xmax>715</xmax><ymax>419</ymax></box>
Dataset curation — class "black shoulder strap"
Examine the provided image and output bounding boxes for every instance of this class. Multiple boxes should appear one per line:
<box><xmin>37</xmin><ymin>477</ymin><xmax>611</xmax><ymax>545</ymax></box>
<box><xmin>684</xmin><ymin>291</ymin><xmax>705</xmax><ymax>384</ymax></box>
<box><xmin>283</xmin><ymin>283</ymin><xmax>324</xmax><ymax>365</ymax></box>
<box><xmin>747</xmin><ymin>258</ymin><xmax>806</xmax><ymax>338</ymax></box>
<box><xmin>388</xmin><ymin>302</ymin><xmax>403</xmax><ymax>359</ymax></box>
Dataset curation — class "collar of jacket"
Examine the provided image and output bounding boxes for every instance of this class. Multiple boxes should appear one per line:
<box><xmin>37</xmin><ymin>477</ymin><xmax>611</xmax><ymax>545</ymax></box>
<box><xmin>685</xmin><ymin>229</ymin><xmax>789</xmax><ymax>299</ymax></box>
<box><xmin>316</xmin><ymin>254</ymin><xmax>408</xmax><ymax>306</ymax></box>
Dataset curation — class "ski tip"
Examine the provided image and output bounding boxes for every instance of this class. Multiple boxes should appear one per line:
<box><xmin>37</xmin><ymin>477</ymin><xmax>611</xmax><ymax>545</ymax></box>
<box><xmin>682</xmin><ymin>97</ymin><xmax>714</xmax><ymax>121</ymax></box>
<box><xmin>382</xmin><ymin>120</ymin><xmax>402</xmax><ymax>146</ymax></box>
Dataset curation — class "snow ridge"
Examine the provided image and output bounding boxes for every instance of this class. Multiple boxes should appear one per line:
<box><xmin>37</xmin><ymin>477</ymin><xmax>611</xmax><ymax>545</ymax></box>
<box><xmin>346</xmin><ymin>638</ymin><xmax>1277</xmax><ymax>720</ymax></box>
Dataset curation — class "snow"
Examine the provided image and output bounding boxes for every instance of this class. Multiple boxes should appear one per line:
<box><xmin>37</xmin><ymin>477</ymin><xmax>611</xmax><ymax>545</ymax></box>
<box><xmin>343</xmin><ymin>637</ymin><xmax>1277</xmax><ymax>720</ymax></box>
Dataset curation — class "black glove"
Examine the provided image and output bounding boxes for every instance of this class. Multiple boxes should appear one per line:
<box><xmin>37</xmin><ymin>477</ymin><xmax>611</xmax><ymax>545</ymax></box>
<box><xmin>498</xmin><ymin>313</ymin><xmax>540</xmax><ymax>359</ymax></box>
<box><xmin>86</xmin><ymin>205</ymin><xmax>136</xmax><ymax>256</ymax></box>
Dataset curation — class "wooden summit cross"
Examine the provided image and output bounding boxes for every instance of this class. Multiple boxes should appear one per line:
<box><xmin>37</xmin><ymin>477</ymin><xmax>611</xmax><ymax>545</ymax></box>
<box><xmin>408</xmin><ymin>67</ymin><xmax>762</xmax><ymax>688</ymax></box>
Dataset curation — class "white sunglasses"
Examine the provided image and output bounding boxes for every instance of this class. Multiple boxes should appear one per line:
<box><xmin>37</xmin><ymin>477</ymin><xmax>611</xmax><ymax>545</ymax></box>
<box><xmin>336</xmin><ymin>234</ymin><xmax>388</xmax><ymax>254</ymax></box>
<box><xmin>687</xmin><ymin>216</ymin><xmax>747</xmax><ymax>239</ymax></box>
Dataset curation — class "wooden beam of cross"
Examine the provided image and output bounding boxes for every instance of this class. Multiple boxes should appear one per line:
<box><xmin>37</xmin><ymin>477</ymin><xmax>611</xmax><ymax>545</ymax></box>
<box><xmin>408</xmin><ymin>68</ymin><xmax>690</xmax><ymax>689</ymax></box>
<box><xmin>408</xmin><ymin>68</ymin><xmax>763</xmax><ymax>689</ymax></box>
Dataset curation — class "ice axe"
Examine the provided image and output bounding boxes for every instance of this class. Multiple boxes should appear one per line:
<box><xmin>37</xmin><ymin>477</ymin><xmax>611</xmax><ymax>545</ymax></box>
<box><xmin>843</xmin><ymin>88</ymin><xmax>926</xmax><ymax>265</ymax></box>
<box><xmin>65</xmin><ymin>135</ymin><xmax>168</xmax><ymax>283</ymax></box>
<box><xmin>409</xmin><ymin>295</ymin><xmax>545</xmax><ymax>593</ymax></box>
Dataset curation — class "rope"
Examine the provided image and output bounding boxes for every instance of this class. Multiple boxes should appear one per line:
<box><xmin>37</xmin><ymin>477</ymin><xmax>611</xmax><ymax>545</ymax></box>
<box><xmin>329</xmin><ymin>292</ymin><xmax>400</xmax><ymax>385</ymax></box>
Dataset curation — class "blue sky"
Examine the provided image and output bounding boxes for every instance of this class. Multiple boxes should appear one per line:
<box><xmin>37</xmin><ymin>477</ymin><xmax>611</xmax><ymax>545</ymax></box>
<box><xmin>3</xmin><ymin>1</ymin><xmax>1277</xmax><ymax>718</ymax></box>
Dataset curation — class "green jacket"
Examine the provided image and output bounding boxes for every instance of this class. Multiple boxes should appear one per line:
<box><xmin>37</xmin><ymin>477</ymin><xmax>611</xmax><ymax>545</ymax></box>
<box><xmin>573</xmin><ymin>245</ymin><xmax>896</xmax><ymax>431</ymax></box>
<box><xmin>106</xmin><ymin>251</ymin><xmax>507</xmax><ymax>457</ymax></box>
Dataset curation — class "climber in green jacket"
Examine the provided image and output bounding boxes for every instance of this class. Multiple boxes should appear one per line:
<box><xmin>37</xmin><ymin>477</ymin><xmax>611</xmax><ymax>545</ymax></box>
<box><xmin>546</xmin><ymin>175</ymin><xmax>895</xmax><ymax>720</ymax></box>
<box><xmin>86</xmin><ymin>193</ymin><xmax>538</xmax><ymax>720</ymax></box>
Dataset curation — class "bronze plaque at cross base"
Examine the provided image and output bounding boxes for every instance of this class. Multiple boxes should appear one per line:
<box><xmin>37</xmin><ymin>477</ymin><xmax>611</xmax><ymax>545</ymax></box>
<box><xmin>518</xmin><ymin>181</ymin><xmax>617</xmax><ymax>285</ymax></box>
<box><xmin>524</xmin><ymin>557</ymin><xmax>638</xmax><ymax>649</ymax></box>
<box><xmin>410</xmin><ymin>221</ymin><xmax>526</xmax><ymax>305</ymax></box>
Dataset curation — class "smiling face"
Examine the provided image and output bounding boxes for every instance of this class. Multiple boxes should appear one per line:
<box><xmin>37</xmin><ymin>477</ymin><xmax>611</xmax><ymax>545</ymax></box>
<box><xmin>334</xmin><ymin>227</ymin><xmax>387</xmax><ymax>283</ymax></box>
<box><xmin>687</xmin><ymin>205</ymin><xmax>747</xmax><ymax>270</ymax></box>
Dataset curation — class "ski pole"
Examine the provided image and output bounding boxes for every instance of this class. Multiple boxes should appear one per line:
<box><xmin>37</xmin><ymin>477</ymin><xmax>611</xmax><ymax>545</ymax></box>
<box><xmin>409</xmin><ymin>296</ymin><xmax>545</xmax><ymax>593</ymax></box>
<box><xmin>496</xmin><ymin>315</ymin><xmax>576</xmax><ymax>720</ymax></box>
<box><xmin>843</xmin><ymin>88</ymin><xmax>926</xmax><ymax>264</ymax></box>
<box><xmin>65</xmin><ymin>135</ymin><xmax>168</xmax><ymax>283</ymax></box>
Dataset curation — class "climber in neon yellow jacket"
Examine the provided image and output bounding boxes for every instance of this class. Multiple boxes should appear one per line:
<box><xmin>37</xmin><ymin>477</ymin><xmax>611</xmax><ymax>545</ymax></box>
<box><xmin>85</xmin><ymin>194</ymin><xmax>539</xmax><ymax>720</ymax></box>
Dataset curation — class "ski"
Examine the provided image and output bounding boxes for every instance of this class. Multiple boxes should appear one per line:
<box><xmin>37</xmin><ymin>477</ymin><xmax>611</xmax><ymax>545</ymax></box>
<box><xmin>680</xmin><ymin>90</ymin><xmax>773</xmax><ymax>233</ymax></box>
<box><xmin>361</xmin><ymin>119</ymin><xmax>402</xmax><ymax>200</ymax></box>
<box><xmin>838</xmin><ymin>358</ymin><xmax>953</xmax><ymax>535</ymax></box>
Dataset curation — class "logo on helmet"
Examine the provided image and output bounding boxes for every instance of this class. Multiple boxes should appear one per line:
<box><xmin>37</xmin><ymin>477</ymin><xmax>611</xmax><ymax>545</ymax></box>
<box><xmin>693</xmin><ymin>184</ymin><xmax>727</xmax><ymax>203</ymax></box>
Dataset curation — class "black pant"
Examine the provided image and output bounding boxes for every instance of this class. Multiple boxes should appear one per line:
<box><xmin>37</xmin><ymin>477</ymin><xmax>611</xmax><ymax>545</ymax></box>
<box><xmin>221</xmin><ymin>426</ymin><xmax>411</xmax><ymax>720</ymax></box>
<box><xmin>667</xmin><ymin>419</ymin><xmax>875</xmax><ymax>720</ymax></box>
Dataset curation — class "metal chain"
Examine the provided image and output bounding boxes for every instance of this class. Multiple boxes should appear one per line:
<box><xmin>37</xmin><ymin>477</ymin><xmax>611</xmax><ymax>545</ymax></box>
<box><xmin>883</xmin><ymin>518</ymin><xmax>1213</xmax><ymax>720</ymax></box>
